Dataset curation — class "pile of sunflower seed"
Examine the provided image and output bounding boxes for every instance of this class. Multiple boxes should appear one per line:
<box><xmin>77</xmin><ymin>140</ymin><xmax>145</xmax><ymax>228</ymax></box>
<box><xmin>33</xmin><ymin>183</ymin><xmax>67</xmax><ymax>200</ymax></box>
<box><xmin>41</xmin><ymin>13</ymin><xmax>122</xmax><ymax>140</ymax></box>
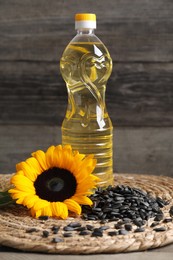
<box><xmin>82</xmin><ymin>185</ymin><xmax>170</xmax><ymax>224</ymax></box>
<box><xmin>25</xmin><ymin>185</ymin><xmax>173</xmax><ymax>242</ymax></box>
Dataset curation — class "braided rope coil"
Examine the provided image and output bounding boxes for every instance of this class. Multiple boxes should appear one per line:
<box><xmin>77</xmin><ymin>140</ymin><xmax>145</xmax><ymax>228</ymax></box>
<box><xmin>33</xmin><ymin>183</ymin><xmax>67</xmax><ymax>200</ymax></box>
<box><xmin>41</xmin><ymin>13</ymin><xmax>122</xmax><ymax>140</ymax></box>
<box><xmin>0</xmin><ymin>173</ymin><xmax>172</xmax><ymax>254</ymax></box>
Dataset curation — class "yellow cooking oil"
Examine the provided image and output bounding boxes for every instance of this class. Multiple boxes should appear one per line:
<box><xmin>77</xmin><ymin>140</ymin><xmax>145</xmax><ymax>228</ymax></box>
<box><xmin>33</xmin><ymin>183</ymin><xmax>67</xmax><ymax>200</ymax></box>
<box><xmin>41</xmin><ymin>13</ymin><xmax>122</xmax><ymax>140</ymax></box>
<box><xmin>60</xmin><ymin>14</ymin><xmax>113</xmax><ymax>187</ymax></box>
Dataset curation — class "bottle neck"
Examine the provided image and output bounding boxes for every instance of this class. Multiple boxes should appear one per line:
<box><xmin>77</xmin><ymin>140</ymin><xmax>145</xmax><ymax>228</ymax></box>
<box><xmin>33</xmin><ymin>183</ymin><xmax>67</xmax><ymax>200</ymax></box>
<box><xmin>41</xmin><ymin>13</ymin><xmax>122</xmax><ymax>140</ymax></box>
<box><xmin>76</xmin><ymin>28</ymin><xmax>95</xmax><ymax>35</ymax></box>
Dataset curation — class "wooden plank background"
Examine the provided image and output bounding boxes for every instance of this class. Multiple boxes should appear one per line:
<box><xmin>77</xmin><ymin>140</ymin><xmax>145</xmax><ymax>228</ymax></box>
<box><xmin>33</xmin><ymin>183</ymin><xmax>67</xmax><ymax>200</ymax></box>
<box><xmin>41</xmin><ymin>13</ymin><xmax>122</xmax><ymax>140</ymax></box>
<box><xmin>0</xmin><ymin>125</ymin><xmax>173</xmax><ymax>176</ymax></box>
<box><xmin>0</xmin><ymin>0</ymin><xmax>173</xmax><ymax>176</ymax></box>
<box><xmin>0</xmin><ymin>0</ymin><xmax>173</xmax><ymax>126</ymax></box>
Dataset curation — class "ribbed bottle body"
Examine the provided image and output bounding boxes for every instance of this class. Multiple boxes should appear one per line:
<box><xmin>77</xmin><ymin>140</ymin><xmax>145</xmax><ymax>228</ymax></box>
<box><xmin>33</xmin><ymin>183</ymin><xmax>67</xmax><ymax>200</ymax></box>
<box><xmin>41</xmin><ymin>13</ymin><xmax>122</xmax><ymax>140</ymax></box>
<box><xmin>60</xmin><ymin>37</ymin><xmax>113</xmax><ymax>187</ymax></box>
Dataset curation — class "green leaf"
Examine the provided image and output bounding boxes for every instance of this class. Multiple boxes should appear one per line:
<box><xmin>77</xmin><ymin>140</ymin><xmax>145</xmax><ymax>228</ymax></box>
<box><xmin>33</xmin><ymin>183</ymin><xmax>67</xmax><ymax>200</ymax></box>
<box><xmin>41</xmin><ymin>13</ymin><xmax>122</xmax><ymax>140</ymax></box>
<box><xmin>0</xmin><ymin>191</ymin><xmax>14</xmax><ymax>207</ymax></box>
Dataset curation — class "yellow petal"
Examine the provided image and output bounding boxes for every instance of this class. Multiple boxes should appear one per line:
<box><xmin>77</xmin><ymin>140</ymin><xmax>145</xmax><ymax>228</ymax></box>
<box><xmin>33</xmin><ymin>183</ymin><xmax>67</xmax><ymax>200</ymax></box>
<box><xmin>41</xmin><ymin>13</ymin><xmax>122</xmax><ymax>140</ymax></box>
<box><xmin>73</xmin><ymin>151</ymin><xmax>85</xmax><ymax>161</ymax></box>
<box><xmin>76</xmin><ymin>180</ymin><xmax>97</xmax><ymax>194</ymax></box>
<box><xmin>8</xmin><ymin>190</ymin><xmax>30</xmax><ymax>201</ymax></box>
<box><xmin>51</xmin><ymin>202</ymin><xmax>68</xmax><ymax>219</ymax></box>
<box><xmin>61</xmin><ymin>203</ymin><xmax>69</xmax><ymax>219</ymax></box>
<box><xmin>61</xmin><ymin>150</ymin><xmax>74</xmax><ymax>171</ymax></box>
<box><xmin>33</xmin><ymin>198</ymin><xmax>50</xmax><ymax>211</ymax></box>
<box><xmin>71</xmin><ymin>195</ymin><xmax>93</xmax><ymax>206</ymax></box>
<box><xmin>16</xmin><ymin>161</ymin><xmax>37</xmax><ymax>182</ymax></box>
<box><xmin>10</xmin><ymin>193</ymin><xmax>26</xmax><ymax>202</ymax></box>
<box><xmin>53</xmin><ymin>145</ymin><xmax>63</xmax><ymax>168</ymax></box>
<box><xmin>16</xmin><ymin>162</ymin><xmax>24</xmax><ymax>172</ymax></box>
<box><xmin>73</xmin><ymin>157</ymin><xmax>96</xmax><ymax>181</ymax></box>
<box><xmin>16</xmin><ymin>170</ymin><xmax>25</xmax><ymax>176</ymax></box>
<box><xmin>51</xmin><ymin>202</ymin><xmax>59</xmax><ymax>216</ymax></box>
<box><xmin>74</xmin><ymin>191</ymin><xmax>93</xmax><ymax>196</ymax></box>
<box><xmin>16</xmin><ymin>197</ymin><xmax>25</xmax><ymax>204</ymax></box>
<box><xmin>8</xmin><ymin>188</ymin><xmax>22</xmax><ymax>194</ymax></box>
<box><xmin>63</xmin><ymin>145</ymin><xmax>72</xmax><ymax>152</ymax></box>
<box><xmin>53</xmin><ymin>144</ymin><xmax>73</xmax><ymax>170</ymax></box>
<box><xmin>41</xmin><ymin>205</ymin><xmax>53</xmax><ymax>217</ymax></box>
<box><xmin>30</xmin><ymin>207</ymin><xmax>36</xmax><ymax>217</ymax></box>
<box><xmin>54</xmin><ymin>145</ymin><xmax>62</xmax><ymax>153</ymax></box>
<box><xmin>22</xmin><ymin>195</ymin><xmax>39</xmax><ymax>208</ymax></box>
<box><xmin>26</xmin><ymin>157</ymin><xmax>42</xmax><ymax>175</ymax></box>
<box><xmin>45</xmin><ymin>145</ymin><xmax>55</xmax><ymax>168</ymax></box>
<box><xmin>31</xmin><ymin>150</ymin><xmax>47</xmax><ymax>171</ymax></box>
<box><xmin>35</xmin><ymin>209</ymin><xmax>42</xmax><ymax>218</ymax></box>
<box><xmin>11</xmin><ymin>175</ymin><xmax>35</xmax><ymax>193</ymax></box>
<box><xmin>30</xmin><ymin>207</ymin><xmax>42</xmax><ymax>218</ymax></box>
<box><xmin>64</xmin><ymin>199</ymin><xmax>81</xmax><ymax>215</ymax></box>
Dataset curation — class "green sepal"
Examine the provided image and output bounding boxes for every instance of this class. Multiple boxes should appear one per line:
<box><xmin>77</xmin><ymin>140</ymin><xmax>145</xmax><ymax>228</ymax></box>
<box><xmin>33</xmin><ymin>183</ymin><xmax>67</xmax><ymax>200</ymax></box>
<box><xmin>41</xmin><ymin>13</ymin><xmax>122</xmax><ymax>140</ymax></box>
<box><xmin>0</xmin><ymin>191</ymin><xmax>14</xmax><ymax>207</ymax></box>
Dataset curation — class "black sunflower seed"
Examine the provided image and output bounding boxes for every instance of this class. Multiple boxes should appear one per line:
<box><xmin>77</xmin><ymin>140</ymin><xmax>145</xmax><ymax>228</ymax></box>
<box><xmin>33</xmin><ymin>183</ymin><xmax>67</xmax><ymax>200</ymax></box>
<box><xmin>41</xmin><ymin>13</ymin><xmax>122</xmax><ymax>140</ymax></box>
<box><xmin>52</xmin><ymin>237</ymin><xmax>63</xmax><ymax>243</ymax></box>
<box><xmin>92</xmin><ymin>207</ymin><xmax>102</xmax><ymax>212</ymax></box>
<box><xmin>91</xmin><ymin>231</ymin><xmax>103</xmax><ymax>237</ymax></box>
<box><xmin>75</xmin><ymin>226</ymin><xmax>86</xmax><ymax>231</ymax></box>
<box><xmin>156</xmin><ymin>197</ymin><xmax>167</xmax><ymax>208</ymax></box>
<box><xmin>115</xmin><ymin>196</ymin><xmax>125</xmax><ymax>201</ymax></box>
<box><xmin>169</xmin><ymin>206</ymin><xmax>173</xmax><ymax>216</ymax></box>
<box><xmin>63</xmin><ymin>226</ymin><xmax>75</xmax><ymax>231</ymax></box>
<box><xmin>63</xmin><ymin>232</ymin><xmax>73</xmax><ymax>237</ymax></box>
<box><xmin>39</xmin><ymin>216</ymin><xmax>49</xmax><ymax>221</ymax></box>
<box><xmin>150</xmin><ymin>221</ymin><xmax>160</xmax><ymax>227</ymax></box>
<box><xmin>100</xmin><ymin>220</ymin><xmax>108</xmax><ymax>224</ymax></box>
<box><xmin>108</xmin><ymin>231</ymin><xmax>118</xmax><ymax>236</ymax></box>
<box><xmin>153</xmin><ymin>227</ymin><xmax>166</xmax><ymax>232</ymax></box>
<box><xmin>111</xmin><ymin>209</ymin><xmax>120</xmax><ymax>213</ymax></box>
<box><xmin>154</xmin><ymin>214</ymin><xmax>164</xmax><ymax>221</ymax></box>
<box><xmin>103</xmin><ymin>207</ymin><xmax>112</xmax><ymax>213</ymax></box>
<box><xmin>52</xmin><ymin>225</ymin><xmax>60</xmax><ymax>233</ymax></box>
<box><xmin>26</xmin><ymin>228</ymin><xmax>38</xmax><ymax>233</ymax></box>
<box><xmin>100</xmin><ymin>213</ymin><xmax>107</xmax><ymax>220</ymax></box>
<box><xmin>133</xmin><ymin>219</ymin><xmax>143</xmax><ymax>227</ymax></box>
<box><xmin>123</xmin><ymin>218</ymin><xmax>131</xmax><ymax>223</ymax></box>
<box><xmin>118</xmin><ymin>220</ymin><xmax>127</xmax><ymax>225</ymax></box>
<box><xmin>79</xmin><ymin>231</ymin><xmax>90</xmax><ymax>236</ymax></box>
<box><xmin>119</xmin><ymin>229</ymin><xmax>128</xmax><ymax>235</ymax></box>
<box><xmin>97</xmin><ymin>212</ymin><xmax>104</xmax><ymax>218</ymax></box>
<box><xmin>42</xmin><ymin>230</ymin><xmax>49</xmax><ymax>237</ymax></box>
<box><xmin>99</xmin><ymin>226</ymin><xmax>110</xmax><ymax>231</ymax></box>
<box><xmin>86</xmin><ymin>224</ymin><xmax>94</xmax><ymax>231</ymax></box>
<box><xmin>112</xmin><ymin>203</ymin><xmax>122</xmax><ymax>209</ymax></box>
<box><xmin>134</xmin><ymin>227</ymin><xmax>145</xmax><ymax>233</ymax></box>
<box><xmin>124</xmin><ymin>224</ymin><xmax>132</xmax><ymax>231</ymax></box>
<box><xmin>110</xmin><ymin>211</ymin><xmax>120</xmax><ymax>216</ymax></box>
<box><xmin>114</xmin><ymin>223</ymin><xmax>122</xmax><ymax>229</ymax></box>
<box><xmin>163</xmin><ymin>218</ymin><xmax>172</xmax><ymax>223</ymax></box>
<box><xmin>87</xmin><ymin>215</ymin><xmax>97</xmax><ymax>220</ymax></box>
<box><xmin>68</xmin><ymin>222</ymin><xmax>81</xmax><ymax>228</ymax></box>
<box><xmin>140</xmin><ymin>201</ymin><xmax>149</xmax><ymax>207</ymax></box>
<box><xmin>108</xmin><ymin>217</ymin><xmax>119</xmax><ymax>222</ymax></box>
<box><xmin>53</xmin><ymin>230</ymin><xmax>59</xmax><ymax>234</ymax></box>
<box><xmin>94</xmin><ymin>228</ymin><xmax>103</xmax><ymax>233</ymax></box>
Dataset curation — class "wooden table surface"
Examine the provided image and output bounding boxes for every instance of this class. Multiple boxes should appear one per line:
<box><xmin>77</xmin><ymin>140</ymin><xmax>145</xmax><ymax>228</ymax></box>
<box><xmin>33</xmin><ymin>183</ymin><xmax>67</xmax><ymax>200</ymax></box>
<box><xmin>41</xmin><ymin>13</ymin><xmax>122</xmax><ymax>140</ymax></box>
<box><xmin>0</xmin><ymin>243</ymin><xmax>173</xmax><ymax>260</ymax></box>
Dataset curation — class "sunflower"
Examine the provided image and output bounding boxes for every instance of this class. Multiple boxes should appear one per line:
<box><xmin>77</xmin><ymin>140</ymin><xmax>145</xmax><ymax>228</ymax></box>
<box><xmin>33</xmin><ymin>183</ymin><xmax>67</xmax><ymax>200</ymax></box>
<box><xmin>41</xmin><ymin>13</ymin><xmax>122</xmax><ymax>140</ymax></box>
<box><xmin>8</xmin><ymin>145</ymin><xmax>99</xmax><ymax>219</ymax></box>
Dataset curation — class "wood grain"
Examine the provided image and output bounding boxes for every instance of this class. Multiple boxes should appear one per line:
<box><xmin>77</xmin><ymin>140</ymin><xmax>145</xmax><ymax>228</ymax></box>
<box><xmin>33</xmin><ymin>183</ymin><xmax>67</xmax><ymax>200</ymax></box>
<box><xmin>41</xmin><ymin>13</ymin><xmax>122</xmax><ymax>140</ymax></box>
<box><xmin>0</xmin><ymin>0</ymin><xmax>173</xmax><ymax>62</ymax></box>
<box><xmin>0</xmin><ymin>0</ymin><xmax>173</xmax><ymax>125</ymax></box>
<box><xmin>0</xmin><ymin>252</ymin><xmax>173</xmax><ymax>260</ymax></box>
<box><xmin>0</xmin><ymin>125</ymin><xmax>172</xmax><ymax>177</ymax></box>
<box><xmin>0</xmin><ymin>61</ymin><xmax>172</xmax><ymax>126</ymax></box>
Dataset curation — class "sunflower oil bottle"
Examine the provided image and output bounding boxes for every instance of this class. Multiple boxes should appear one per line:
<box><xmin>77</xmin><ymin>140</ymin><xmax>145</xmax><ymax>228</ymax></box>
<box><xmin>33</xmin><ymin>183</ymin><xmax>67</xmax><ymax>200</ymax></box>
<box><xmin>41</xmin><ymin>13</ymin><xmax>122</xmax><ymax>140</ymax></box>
<box><xmin>60</xmin><ymin>13</ymin><xmax>113</xmax><ymax>187</ymax></box>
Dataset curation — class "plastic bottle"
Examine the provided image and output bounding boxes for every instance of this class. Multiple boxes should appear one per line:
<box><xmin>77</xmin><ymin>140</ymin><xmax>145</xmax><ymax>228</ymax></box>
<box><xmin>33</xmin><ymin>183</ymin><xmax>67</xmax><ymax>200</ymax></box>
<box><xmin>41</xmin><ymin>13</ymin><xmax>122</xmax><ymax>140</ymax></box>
<box><xmin>60</xmin><ymin>13</ymin><xmax>113</xmax><ymax>187</ymax></box>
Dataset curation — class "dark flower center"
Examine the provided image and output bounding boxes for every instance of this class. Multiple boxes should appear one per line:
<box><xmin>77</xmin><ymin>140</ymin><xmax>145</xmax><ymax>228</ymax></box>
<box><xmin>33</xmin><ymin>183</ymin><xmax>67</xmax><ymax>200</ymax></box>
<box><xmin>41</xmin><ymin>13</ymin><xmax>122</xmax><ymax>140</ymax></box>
<box><xmin>34</xmin><ymin>167</ymin><xmax>77</xmax><ymax>202</ymax></box>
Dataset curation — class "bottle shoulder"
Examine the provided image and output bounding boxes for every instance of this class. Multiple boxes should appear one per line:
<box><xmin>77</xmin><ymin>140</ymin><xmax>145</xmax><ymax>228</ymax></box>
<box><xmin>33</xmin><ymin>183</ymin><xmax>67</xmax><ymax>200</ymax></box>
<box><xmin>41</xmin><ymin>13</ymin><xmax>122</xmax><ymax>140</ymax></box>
<box><xmin>71</xmin><ymin>33</ymin><xmax>101</xmax><ymax>44</ymax></box>
<box><xmin>62</xmin><ymin>33</ymin><xmax>111</xmax><ymax>60</ymax></box>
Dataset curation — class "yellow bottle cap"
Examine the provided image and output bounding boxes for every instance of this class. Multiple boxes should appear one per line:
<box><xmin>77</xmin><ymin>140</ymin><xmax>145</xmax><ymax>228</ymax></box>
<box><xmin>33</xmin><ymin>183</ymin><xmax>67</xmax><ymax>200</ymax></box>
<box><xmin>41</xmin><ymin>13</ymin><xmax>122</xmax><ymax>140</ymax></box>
<box><xmin>75</xmin><ymin>13</ymin><xmax>96</xmax><ymax>30</ymax></box>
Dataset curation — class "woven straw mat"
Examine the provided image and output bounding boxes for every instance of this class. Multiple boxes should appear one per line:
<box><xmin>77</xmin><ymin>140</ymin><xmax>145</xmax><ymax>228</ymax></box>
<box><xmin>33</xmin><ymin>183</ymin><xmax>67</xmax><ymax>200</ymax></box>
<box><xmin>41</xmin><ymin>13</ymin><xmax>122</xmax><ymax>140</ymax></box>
<box><xmin>0</xmin><ymin>173</ymin><xmax>173</xmax><ymax>254</ymax></box>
